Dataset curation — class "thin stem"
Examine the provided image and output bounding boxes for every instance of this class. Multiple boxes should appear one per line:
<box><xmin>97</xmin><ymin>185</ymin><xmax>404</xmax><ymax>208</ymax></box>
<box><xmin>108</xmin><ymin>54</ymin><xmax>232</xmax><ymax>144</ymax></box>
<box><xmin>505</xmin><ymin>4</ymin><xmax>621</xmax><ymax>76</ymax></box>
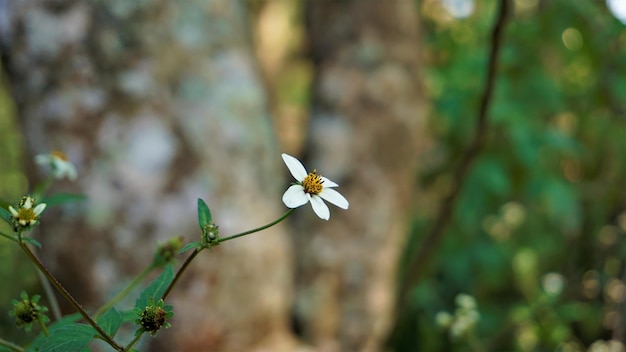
<box><xmin>127</xmin><ymin>254</ymin><xmax>193</xmax><ymax>351</ymax></box>
<box><xmin>32</xmin><ymin>175</ymin><xmax>55</xmax><ymax>201</ymax></box>
<box><xmin>95</xmin><ymin>264</ymin><xmax>156</xmax><ymax>319</ymax></box>
<box><xmin>162</xmin><ymin>249</ymin><xmax>201</xmax><ymax>301</ymax></box>
<box><xmin>35</xmin><ymin>255</ymin><xmax>62</xmax><ymax>321</ymax></box>
<box><xmin>216</xmin><ymin>209</ymin><xmax>294</xmax><ymax>244</ymax></box>
<box><xmin>18</xmin><ymin>242</ymin><xmax>124</xmax><ymax>351</ymax></box>
<box><xmin>397</xmin><ymin>0</ymin><xmax>510</xmax><ymax>309</ymax></box>
<box><xmin>123</xmin><ymin>332</ymin><xmax>144</xmax><ymax>351</ymax></box>
<box><xmin>0</xmin><ymin>337</ymin><xmax>24</xmax><ymax>352</ymax></box>
<box><xmin>0</xmin><ymin>230</ymin><xmax>18</xmax><ymax>242</ymax></box>
<box><xmin>37</xmin><ymin>317</ymin><xmax>50</xmax><ymax>337</ymax></box>
<box><xmin>133</xmin><ymin>209</ymin><xmax>295</xmax><ymax>349</ymax></box>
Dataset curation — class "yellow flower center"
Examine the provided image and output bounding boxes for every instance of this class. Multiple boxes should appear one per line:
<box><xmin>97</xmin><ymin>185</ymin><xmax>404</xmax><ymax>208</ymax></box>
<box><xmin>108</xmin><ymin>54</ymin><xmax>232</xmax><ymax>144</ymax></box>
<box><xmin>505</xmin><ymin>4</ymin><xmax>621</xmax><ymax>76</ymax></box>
<box><xmin>302</xmin><ymin>169</ymin><xmax>324</xmax><ymax>195</ymax></box>
<box><xmin>17</xmin><ymin>208</ymin><xmax>38</xmax><ymax>225</ymax></box>
<box><xmin>51</xmin><ymin>150</ymin><xmax>69</xmax><ymax>161</ymax></box>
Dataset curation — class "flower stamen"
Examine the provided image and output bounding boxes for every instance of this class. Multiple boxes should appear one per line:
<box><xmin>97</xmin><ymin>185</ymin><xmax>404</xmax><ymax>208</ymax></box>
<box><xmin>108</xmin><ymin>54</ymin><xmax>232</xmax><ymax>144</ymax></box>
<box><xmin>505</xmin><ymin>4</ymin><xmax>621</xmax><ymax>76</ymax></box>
<box><xmin>302</xmin><ymin>169</ymin><xmax>324</xmax><ymax>195</ymax></box>
<box><xmin>50</xmin><ymin>150</ymin><xmax>69</xmax><ymax>161</ymax></box>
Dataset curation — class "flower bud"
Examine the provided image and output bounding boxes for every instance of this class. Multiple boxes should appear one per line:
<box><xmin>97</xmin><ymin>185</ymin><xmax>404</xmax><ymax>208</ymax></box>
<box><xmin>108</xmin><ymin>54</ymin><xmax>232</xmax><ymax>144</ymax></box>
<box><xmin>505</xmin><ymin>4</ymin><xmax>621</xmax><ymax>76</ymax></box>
<box><xmin>201</xmin><ymin>223</ymin><xmax>220</xmax><ymax>244</ymax></box>
<box><xmin>153</xmin><ymin>236</ymin><xmax>184</xmax><ymax>267</ymax></box>
<box><xmin>136</xmin><ymin>299</ymin><xmax>173</xmax><ymax>336</ymax></box>
<box><xmin>9</xmin><ymin>292</ymin><xmax>49</xmax><ymax>332</ymax></box>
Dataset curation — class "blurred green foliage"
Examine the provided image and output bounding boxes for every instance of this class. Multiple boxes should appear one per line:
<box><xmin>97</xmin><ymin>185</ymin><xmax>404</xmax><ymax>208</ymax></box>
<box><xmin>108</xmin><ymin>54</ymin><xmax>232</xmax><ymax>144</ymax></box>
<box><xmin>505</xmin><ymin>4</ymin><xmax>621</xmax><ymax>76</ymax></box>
<box><xmin>395</xmin><ymin>0</ymin><xmax>626</xmax><ymax>351</ymax></box>
<box><xmin>0</xmin><ymin>67</ymin><xmax>40</xmax><ymax>344</ymax></box>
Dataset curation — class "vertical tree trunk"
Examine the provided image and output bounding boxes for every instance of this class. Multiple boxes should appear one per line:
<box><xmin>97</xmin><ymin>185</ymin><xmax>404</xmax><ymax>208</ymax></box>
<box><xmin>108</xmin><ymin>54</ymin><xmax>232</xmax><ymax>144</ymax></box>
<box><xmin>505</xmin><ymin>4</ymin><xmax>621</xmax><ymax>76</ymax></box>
<box><xmin>298</xmin><ymin>1</ymin><xmax>428</xmax><ymax>351</ymax></box>
<box><xmin>0</xmin><ymin>1</ymin><xmax>296</xmax><ymax>351</ymax></box>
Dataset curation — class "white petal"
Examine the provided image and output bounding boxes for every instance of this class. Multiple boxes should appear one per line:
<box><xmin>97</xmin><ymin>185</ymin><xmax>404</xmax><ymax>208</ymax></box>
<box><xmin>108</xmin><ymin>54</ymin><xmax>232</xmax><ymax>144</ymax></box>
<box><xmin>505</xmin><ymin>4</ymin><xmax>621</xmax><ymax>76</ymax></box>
<box><xmin>35</xmin><ymin>154</ymin><xmax>50</xmax><ymax>165</ymax></box>
<box><xmin>319</xmin><ymin>188</ymin><xmax>349</xmax><ymax>209</ymax></box>
<box><xmin>67</xmin><ymin>165</ymin><xmax>78</xmax><ymax>181</ymax></box>
<box><xmin>282</xmin><ymin>185</ymin><xmax>309</xmax><ymax>208</ymax></box>
<box><xmin>23</xmin><ymin>197</ymin><xmax>33</xmax><ymax>209</ymax></box>
<box><xmin>320</xmin><ymin>176</ymin><xmax>339</xmax><ymax>188</ymax></box>
<box><xmin>33</xmin><ymin>203</ymin><xmax>47</xmax><ymax>216</ymax></box>
<box><xmin>8</xmin><ymin>205</ymin><xmax>18</xmax><ymax>217</ymax></box>
<box><xmin>282</xmin><ymin>153</ymin><xmax>308</xmax><ymax>181</ymax></box>
<box><xmin>52</xmin><ymin>158</ymin><xmax>64</xmax><ymax>170</ymax></box>
<box><xmin>309</xmin><ymin>195</ymin><xmax>330</xmax><ymax>220</ymax></box>
<box><xmin>62</xmin><ymin>163</ymin><xmax>78</xmax><ymax>181</ymax></box>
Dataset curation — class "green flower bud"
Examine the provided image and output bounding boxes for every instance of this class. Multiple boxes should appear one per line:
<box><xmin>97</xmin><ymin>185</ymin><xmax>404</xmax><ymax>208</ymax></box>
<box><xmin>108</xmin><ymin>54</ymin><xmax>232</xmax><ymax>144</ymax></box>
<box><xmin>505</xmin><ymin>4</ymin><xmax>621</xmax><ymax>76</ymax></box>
<box><xmin>153</xmin><ymin>236</ymin><xmax>184</xmax><ymax>267</ymax></box>
<box><xmin>136</xmin><ymin>299</ymin><xmax>173</xmax><ymax>336</ymax></box>
<box><xmin>9</xmin><ymin>292</ymin><xmax>49</xmax><ymax>332</ymax></box>
<box><xmin>201</xmin><ymin>223</ymin><xmax>220</xmax><ymax>245</ymax></box>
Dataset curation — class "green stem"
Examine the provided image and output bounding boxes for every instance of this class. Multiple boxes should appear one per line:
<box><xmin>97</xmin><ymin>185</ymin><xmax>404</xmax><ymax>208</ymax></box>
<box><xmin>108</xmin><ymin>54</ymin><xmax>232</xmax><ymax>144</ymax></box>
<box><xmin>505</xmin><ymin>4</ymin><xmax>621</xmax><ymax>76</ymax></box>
<box><xmin>162</xmin><ymin>248</ymin><xmax>201</xmax><ymax>301</ymax></box>
<box><xmin>0</xmin><ymin>230</ymin><xmax>18</xmax><ymax>242</ymax></box>
<box><xmin>18</xmin><ymin>241</ymin><xmax>124</xmax><ymax>351</ymax></box>
<box><xmin>123</xmin><ymin>332</ymin><xmax>143</xmax><ymax>351</ymax></box>
<box><xmin>216</xmin><ymin>209</ymin><xmax>294</xmax><ymax>244</ymax></box>
<box><xmin>0</xmin><ymin>337</ymin><xmax>23</xmax><ymax>352</ymax></box>
<box><xmin>32</xmin><ymin>175</ymin><xmax>55</xmax><ymax>200</ymax></box>
<box><xmin>36</xmin><ymin>268</ymin><xmax>62</xmax><ymax>321</ymax></box>
<box><xmin>37</xmin><ymin>317</ymin><xmax>50</xmax><ymax>337</ymax></box>
<box><xmin>130</xmin><ymin>209</ymin><xmax>296</xmax><ymax>349</ymax></box>
<box><xmin>129</xmin><ymin>248</ymin><xmax>204</xmax><ymax>349</ymax></box>
<box><xmin>95</xmin><ymin>264</ymin><xmax>156</xmax><ymax>319</ymax></box>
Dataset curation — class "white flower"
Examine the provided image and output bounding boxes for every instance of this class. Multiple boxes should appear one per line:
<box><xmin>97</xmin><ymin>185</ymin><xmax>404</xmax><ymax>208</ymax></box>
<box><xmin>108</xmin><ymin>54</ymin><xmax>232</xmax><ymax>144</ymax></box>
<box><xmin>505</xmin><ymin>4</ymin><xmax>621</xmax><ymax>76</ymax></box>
<box><xmin>281</xmin><ymin>153</ymin><xmax>349</xmax><ymax>220</ymax></box>
<box><xmin>8</xmin><ymin>196</ymin><xmax>47</xmax><ymax>230</ymax></box>
<box><xmin>435</xmin><ymin>311</ymin><xmax>453</xmax><ymax>328</ymax></box>
<box><xmin>35</xmin><ymin>151</ymin><xmax>77</xmax><ymax>181</ymax></box>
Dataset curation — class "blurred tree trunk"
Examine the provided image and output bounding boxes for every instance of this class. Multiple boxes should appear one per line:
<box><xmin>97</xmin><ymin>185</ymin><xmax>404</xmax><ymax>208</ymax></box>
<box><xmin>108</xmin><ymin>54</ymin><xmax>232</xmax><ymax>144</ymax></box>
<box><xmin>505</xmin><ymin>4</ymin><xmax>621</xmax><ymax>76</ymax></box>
<box><xmin>0</xmin><ymin>1</ymin><xmax>298</xmax><ymax>351</ymax></box>
<box><xmin>295</xmin><ymin>1</ymin><xmax>428</xmax><ymax>351</ymax></box>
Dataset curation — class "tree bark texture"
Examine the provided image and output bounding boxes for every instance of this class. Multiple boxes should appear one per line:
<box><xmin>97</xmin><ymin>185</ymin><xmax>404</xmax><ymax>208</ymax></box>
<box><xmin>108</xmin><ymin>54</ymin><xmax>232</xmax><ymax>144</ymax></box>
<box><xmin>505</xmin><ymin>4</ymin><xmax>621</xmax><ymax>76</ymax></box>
<box><xmin>296</xmin><ymin>1</ymin><xmax>428</xmax><ymax>351</ymax></box>
<box><xmin>0</xmin><ymin>1</ymin><xmax>297</xmax><ymax>351</ymax></box>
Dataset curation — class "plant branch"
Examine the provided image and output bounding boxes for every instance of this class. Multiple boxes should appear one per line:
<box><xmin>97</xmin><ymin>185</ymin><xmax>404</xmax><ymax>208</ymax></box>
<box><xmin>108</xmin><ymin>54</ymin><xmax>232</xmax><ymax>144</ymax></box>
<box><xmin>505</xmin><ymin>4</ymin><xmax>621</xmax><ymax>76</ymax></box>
<box><xmin>397</xmin><ymin>0</ymin><xmax>510</xmax><ymax>315</ymax></box>
<box><xmin>35</xmin><ymin>252</ymin><xmax>63</xmax><ymax>321</ymax></box>
<box><xmin>19</xmin><ymin>242</ymin><xmax>124</xmax><ymax>351</ymax></box>
<box><xmin>94</xmin><ymin>263</ymin><xmax>156</xmax><ymax>319</ymax></box>
<box><xmin>133</xmin><ymin>208</ymin><xmax>295</xmax><ymax>349</ymax></box>
<box><xmin>162</xmin><ymin>248</ymin><xmax>201</xmax><ymax>301</ymax></box>
<box><xmin>130</xmin><ymin>248</ymin><xmax>203</xmax><ymax>349</ymax></box>
<box><xmin>37</xmin><ymin>317</ymin><xmax>49</xmax><ymax>337</ymax></box>
<box><xmin>216</xmin><ymin>208</ymin><xmax>294</xmax><ymax>244</ymax></box>
<box><xmin>123</xmin><ymin>333</ymin><xmax>143</xmax><ymax>352</ymax></box>
<box><xmin>0</xmin><ymin>337</ymin><xmax>23</xmax><ymax>352</ymax></box>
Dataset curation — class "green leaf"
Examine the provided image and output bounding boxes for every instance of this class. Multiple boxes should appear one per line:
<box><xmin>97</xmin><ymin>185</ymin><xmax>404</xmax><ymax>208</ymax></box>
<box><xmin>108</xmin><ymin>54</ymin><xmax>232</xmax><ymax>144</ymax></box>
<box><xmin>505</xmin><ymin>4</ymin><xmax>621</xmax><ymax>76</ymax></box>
<box><xmin>41</xmin><ymin>193</ymin><xmax>87</xmax><ymax>207</ymax></box>
<box><xmin>0</xmin><ymin>206</ymin><xmax>12</xmax><ymax>225</ymax></box>
<box><xmin>28</xmin><ymin>314</ymin><xmax>82</xmax><ymax>351</ymax></box>
<box><xmin>120</xmin><ymin>309</ymin><xmax>139</xmax><ymax>322</ymax></box>
<box><xmin>135</xmin><ymin>264</ymin><xmax>175</xmax><ymax>310</ymax></box>
<box><xmin>22</xmin><ymin>237</ymin><xmax>42</xmax><ymax>248</ymax></box>
<box><xmin>96</xmin><ymin>308</ymin><xmax>123</xmax><ymax>337</ymax></box>
<box><xmin>197</xmin><ymin>198</ymin><xmax>212</xmax><ymax>230</ymax></box>
<box><xmin>179</xmin><ymin>242</ymin><xmax>202</xmax><ymax>254</ymax></box>
<box><xmin>38</xmin><ymin>324</ymin><xmax>95</xmax><ymax>352</ymax></box>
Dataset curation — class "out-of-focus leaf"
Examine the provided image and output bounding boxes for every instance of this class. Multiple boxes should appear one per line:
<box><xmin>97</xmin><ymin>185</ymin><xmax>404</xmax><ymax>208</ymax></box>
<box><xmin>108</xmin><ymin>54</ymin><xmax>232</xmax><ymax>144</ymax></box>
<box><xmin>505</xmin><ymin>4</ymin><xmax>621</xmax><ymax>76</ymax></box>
<box><xmin>41</xmin><ymin>193</ymin><xmax>87</xmax><ymax>207</ymax></box>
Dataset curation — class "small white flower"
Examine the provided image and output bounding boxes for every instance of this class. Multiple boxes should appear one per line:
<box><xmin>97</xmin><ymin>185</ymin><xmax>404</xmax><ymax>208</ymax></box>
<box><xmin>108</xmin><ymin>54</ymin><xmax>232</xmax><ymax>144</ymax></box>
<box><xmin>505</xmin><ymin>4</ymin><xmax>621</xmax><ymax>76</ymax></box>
<box><xmin>435</xmin><ymin>311</ymin><xmax>453</xmax><ymax>328</ymax></box>
<box><xmin>455</xmin><ymin>293</ymin><xmax>477</xmax><ymax>310</ymax></box>
<box><xmin>281</xmin><ymin>153</ymin><xmax>349</xmax><ymax>220</ymax></box>
<box><xmin>35</xmin><ymin>151</ymin><xmax>77</xmax><ymax>181</ymax></box>
<box><xmin>9</xmin><ymin>196</ymin><xmax>47</xmax><ymax>230</ymax></box>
